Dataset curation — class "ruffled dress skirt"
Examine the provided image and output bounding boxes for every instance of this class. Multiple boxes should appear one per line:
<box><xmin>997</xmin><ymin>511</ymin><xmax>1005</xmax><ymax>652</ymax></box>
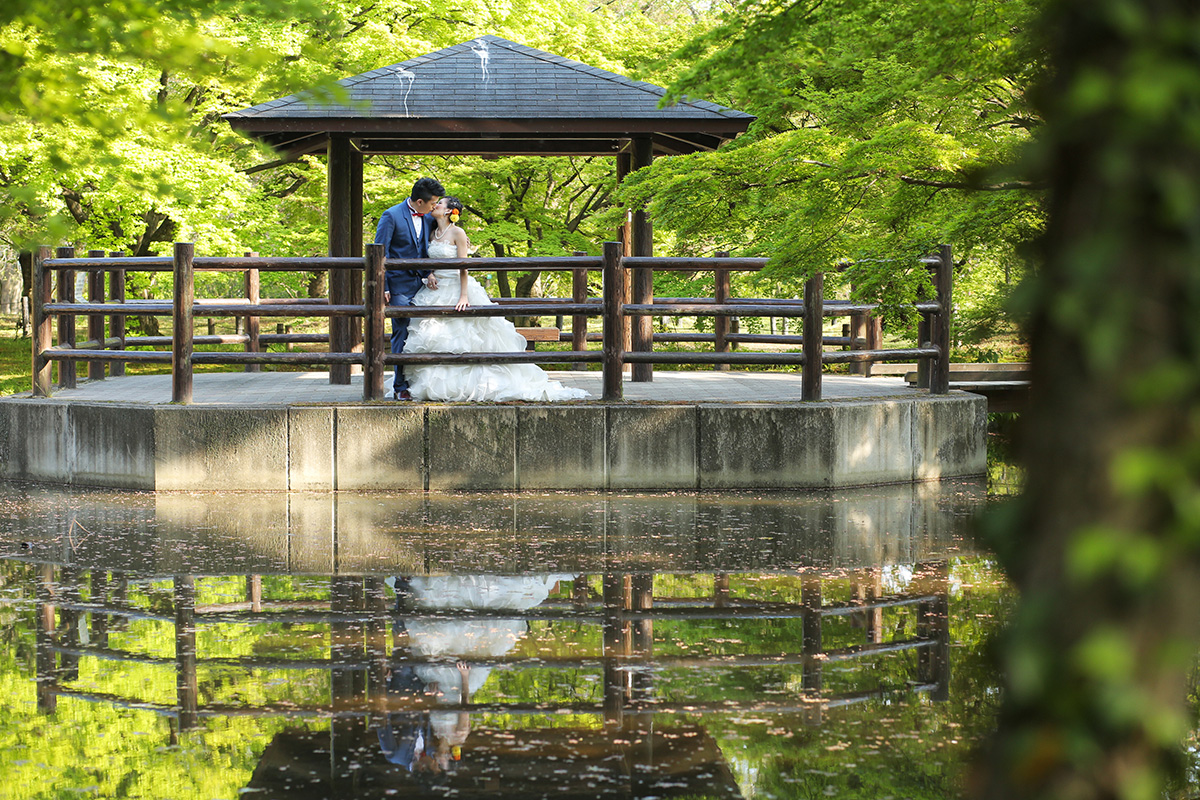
<box><xmin>404</xmin><ymin>269</ymin><xmax>589</xmax><ymax>402</ymax></box>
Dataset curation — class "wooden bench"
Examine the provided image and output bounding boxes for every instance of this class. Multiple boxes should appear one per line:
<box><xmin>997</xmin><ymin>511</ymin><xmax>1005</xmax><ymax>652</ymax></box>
<box><xmin>516</xmin><ymin>327</ymin><xmax>561</xmax><ymax>351</ymax></box>
<box><xmin>904</xmin><ymin>362</ymin><xmax>1030</xmax><ymax>384</ymax></box>
<box><xmin>903</xmin><ymin>362</ymin><xmax>1030</xmax><ymax>412</ymax></box>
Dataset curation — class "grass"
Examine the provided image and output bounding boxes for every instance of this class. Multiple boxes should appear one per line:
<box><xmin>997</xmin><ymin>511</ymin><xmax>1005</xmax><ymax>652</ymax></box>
<box><xmin>0</xmin><ymin>323</ymin><xmax>29</xmax><ymax>397</ymax></box>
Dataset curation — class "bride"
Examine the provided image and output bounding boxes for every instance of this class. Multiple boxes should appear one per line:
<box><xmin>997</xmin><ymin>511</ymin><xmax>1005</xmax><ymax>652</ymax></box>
<box><xmin>403</xmin><ymin>196</ymin><xmax>590</xmax><ymax>402</ymax></box>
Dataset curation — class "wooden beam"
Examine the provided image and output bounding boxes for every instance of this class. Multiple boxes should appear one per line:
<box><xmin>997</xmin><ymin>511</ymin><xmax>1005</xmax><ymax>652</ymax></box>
<box><xmin>229</xmin><ymin>116</ymin><xmax>754</xmax><ymax>137</ymax></box>
<box><xmin>358</xmin><ymin>138</ymin><xmax>623</xmax><ymax>156</ymax></box>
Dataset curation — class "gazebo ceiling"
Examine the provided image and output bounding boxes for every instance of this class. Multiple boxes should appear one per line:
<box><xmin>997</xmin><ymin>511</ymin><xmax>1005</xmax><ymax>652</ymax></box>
<box><xmin>224</xmin><ymin>35</ymin><xmax>754</xmax><ymax>158</ymax></box>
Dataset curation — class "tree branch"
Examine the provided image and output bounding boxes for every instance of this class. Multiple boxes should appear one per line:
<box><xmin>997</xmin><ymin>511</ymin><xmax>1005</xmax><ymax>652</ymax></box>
<box><xmin>265</xmin><ymin>175</ymin><xmax>308</xmax><ymax>199</ymax></box>
<box><xmin>898</xmin><ymin>174</ymin><xmax>1045</xmax><ymax>191</ymax></box>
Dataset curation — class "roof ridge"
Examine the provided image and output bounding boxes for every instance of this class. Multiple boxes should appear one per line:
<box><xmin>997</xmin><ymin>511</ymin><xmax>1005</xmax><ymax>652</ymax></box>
<box><xmin>225</xmin><ymin>35</ymin><xmax>754</xmax><ymax>122</ymax></box>
<box><xmin>487</xmin><ymin>38</ymin><xmax>671</xmax><ymax>99</ymax></box>
<box><xmin>480</xmin><ymin>37</ymin><xmax>746</xmax><ymax>118</ymax></box>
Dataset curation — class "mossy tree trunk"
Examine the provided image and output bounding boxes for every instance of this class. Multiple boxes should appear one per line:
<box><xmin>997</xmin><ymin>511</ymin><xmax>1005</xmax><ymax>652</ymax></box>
<box><xmin>977</xmin><ymin>1</ymin><xmax>1200</xmax><ymax>798</ymax></box>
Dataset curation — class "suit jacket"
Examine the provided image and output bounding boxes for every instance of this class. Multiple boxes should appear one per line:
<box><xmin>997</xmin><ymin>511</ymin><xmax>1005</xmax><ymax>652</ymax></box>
<box><xmin>375</xmin><ymin>201</ymin><xmax>432</xmax><ymax>299</ymax></box>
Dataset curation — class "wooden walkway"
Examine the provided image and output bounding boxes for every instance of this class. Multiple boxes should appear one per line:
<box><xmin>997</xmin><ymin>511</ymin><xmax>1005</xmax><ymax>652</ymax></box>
<box><xmin>26</xmin><ymin>370</ymin><xmax>932</xmax><ymax>406</ymax></box>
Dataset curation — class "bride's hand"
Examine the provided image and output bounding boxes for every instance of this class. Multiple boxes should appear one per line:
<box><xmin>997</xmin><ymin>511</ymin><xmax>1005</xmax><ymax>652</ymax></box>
<box><xmin>455</xmin><ymin>296</ymin><xmax>470</xmax><ymax>311</ymax></box>
<box><xmin>425</xmin><ymin>274</ymin><xmax>439</xmax><ymax>291</ymax></box>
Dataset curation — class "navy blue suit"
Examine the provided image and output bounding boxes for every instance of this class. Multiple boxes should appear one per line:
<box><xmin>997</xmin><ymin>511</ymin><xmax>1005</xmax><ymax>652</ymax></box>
<box><xmin>375</xmin><ymin>201</ymin><xmax>433</xmax><ymax>394</ymax></box>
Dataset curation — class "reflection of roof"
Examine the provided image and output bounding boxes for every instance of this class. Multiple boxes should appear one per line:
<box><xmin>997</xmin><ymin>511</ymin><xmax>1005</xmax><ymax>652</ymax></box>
<box><xmin>246</xmin><ymin>725</ymin><xmax>742</xmax><ymax>799</ymax></box>
<box><xmin>223</xmin><ymin>35</ymin><xmax>754</xmax><ymax>156</ymax></box>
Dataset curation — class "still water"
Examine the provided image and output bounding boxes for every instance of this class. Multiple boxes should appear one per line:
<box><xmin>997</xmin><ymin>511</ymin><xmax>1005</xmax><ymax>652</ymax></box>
<box><xmin>0</xmin><ymin>481</ymin><xmax>1009</xmax><ymax>799</ymax></box>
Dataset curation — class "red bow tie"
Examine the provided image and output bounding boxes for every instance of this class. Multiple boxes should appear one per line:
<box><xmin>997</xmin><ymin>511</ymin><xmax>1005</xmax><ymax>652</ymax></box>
<box><xmin>412</xmin><ymin>212</ymin><xmax>425</xmax><ymax>217</ymax></box>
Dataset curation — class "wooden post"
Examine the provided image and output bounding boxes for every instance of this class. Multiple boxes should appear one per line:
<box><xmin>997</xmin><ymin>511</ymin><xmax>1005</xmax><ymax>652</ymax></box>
<box><xmin>330</xmin><ymin>576</ymin><xmax>366</xmax><ymax>703</ymax></box>
<box><xmin>349</xmin><ymin>147</ymin><xmax>365</xmax><ymax>375</ymax></box>
<box><xmin>57</xmin><ymin>567</ymin><xmax>82</xmax><ymax>682</ymax></box>
<box><xmin>246</xmin><ymin>575</ymin><xmax>262</xmax><ymax>612</ymax></box>
<box><xmin>630</xmin><ymin>136</ymin><xmax>654</xmax><ymax>382</ymax></box>
<box><xmin>328</xmin><ymin>136</ymin><xmax>353</xmax><ymax>385</ymax></box>
<box><xmin>620</xmin><ymin>222</ymin><xmax>633</xmax><ymax>374</ymax></box>
<box><xmin>616</xmin><ymin>152</ymin><xmax>634</xmax><ymax>375</ymax></box>
<box><xmin>35</xmin><ymin>565</ymin><xmax>57</xmax><ymax>714</ymax></box>
<box><xmin>802</xmin><ymin>272</ymin><xmax>823</xmax><ymax>401</ymax></box>
<box><xmin>571</xmin><ymin>250</ymin><xmax>588</xmax><ymax>370</ymax></box>
<box><xmin>18</xmin><ymin>251</ymin><xmax>32</xmax><ymax>338</ymax></box>
<box><xmin>32</xmin><ymin>246</ymin><xmax>53</xmax><ymax>396</ymax></box>
<box><xmin>108</xmin><ymin>252</ymin><xmax>126</xmax><ymax>377</ymax></box>
<box><xmin>714</xmin><ymin>253</ymin><xmax>730</xmax><ymax>371</ymax></box>
<box><xmin>85</xmin><ymin>251</ymin><xmax>106</xmax><ymax>380</ymax></box>
<box><xmin>713</xmin><ymin>573</ymin><xmax>730</xmax><ymax>607</ymax></box>
<box><xmin>916</xmin><ymin>560</ymin><xmax>951</xmax><ymax>701</ymax></box>
<box><xmin>364</xmin><ymin>577</ymin><xmax>389</xmax><ymax>714</ymax></box>
<box><xmin>244</xmin><ymin>252</ymin><xmax>261</xmax><ymax>373</ymax></box>
<box><xmin>602</xmin><ymin>241</ymin><xmax>626</xmax><ymax>401</ymax></box>
<box><xmin>867</xmin><ymin>314</ymin><xmax>882</xmax><ymax>355</ymax></box>
<box><xmin>55</xmin><ymin>246</ymin><xmax>76</xmax><ymax>389</ymax></box>
<box><xmin>849</xmin><ymin>281</ymin><xmax>868</xmax><ymax>376</ymax></box>
<box><xmin>801</xmin><ymin>574</ymin><xmax>824</xmax><ymax>722</ymax></box>
<box><xmin>363</xmin><ymin>243</ymin><xmax>386</xmax><ymax>401</ymax></box>
<box><xmin>930</xmin><ymin>244</ymin><xmax>953</xmax><ymax>394</ymax></box>
<box><xmin>174</xmin><ymin>575</ymin><xmax>199</xmax><ymax>730</ymax></box>
<box><xmin>916</xmin><ymin>315</ymin><xmax>931</xmax><ymax>388</ymax></box>
<box><xmin>91</xmin><ymin>571</ymin><xmax>111</xmax><ymax>648</ymax></box>
<box><xmin>172</xmin><ymin>242</ymin><xmax>195</xmax><ymax>404</ymax></box>
<box><xmin>601</xmin><ymin>572</ymin><xmax>626</xmax><ymax>728</ymax></box>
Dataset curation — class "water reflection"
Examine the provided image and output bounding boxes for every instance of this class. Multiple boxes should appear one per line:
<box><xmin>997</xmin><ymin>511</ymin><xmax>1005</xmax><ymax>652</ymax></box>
<box><xmin>0</xmin><ymin>481</ymin><xmax>1004</xmax><ymax>799</ymax></box>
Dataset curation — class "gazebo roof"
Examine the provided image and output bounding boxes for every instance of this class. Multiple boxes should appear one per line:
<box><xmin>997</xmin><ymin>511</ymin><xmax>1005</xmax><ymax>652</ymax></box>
<box><xmin>224</xmin><ymin>35</ymin><xmax>754</xmax><ymax>157</ymax></box>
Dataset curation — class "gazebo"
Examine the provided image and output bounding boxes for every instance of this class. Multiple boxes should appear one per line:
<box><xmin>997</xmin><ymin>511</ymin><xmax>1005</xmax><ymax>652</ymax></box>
<box><xmin>223</xmin><ymin>35</ymin><xmax>754</xmax><ymax>381</ymax></box>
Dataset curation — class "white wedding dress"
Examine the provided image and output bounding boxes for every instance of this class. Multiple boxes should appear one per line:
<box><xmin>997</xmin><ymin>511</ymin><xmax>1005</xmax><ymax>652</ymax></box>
<box><xmin>403</xmin><ymin>240</ymin><xmax>590</xmax><ymax>402</ymax></box>
<box><xmin>390</xmin><ymin>574</ymin><xmax>572</xmax><ymax>742</ymax></box>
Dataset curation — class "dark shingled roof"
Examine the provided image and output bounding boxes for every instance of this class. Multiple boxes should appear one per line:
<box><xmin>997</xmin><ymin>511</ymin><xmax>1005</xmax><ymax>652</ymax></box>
<box><xmin>224</xmin><ymin>35</ymin><xmax>754</xmax><ymax>157</ymax></box>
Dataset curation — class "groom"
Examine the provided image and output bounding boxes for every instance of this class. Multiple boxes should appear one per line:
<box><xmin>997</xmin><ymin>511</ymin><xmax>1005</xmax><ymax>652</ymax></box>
<box><xmin>375</xmin><ymin>177</ymin><xmax>445</xmax><ymax>400</ymax></box>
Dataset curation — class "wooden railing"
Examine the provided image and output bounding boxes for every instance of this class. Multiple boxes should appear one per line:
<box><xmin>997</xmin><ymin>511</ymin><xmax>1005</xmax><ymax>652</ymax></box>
<box><xmin>33</xmin><ymin>565</ymin><xmax>950</xmax><ymax>727</ymax></box>
<box><xmin>30</xmin><ymin>241</ymin><xmax>953</xmax><ymax>403</ymax></box>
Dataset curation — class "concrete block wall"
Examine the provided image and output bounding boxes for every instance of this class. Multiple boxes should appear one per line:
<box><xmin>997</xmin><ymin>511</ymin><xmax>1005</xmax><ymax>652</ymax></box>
<box><xmin>0</xmin><ymin>393</ymin><xmax>987</xmax><ymax>492</ymax></box>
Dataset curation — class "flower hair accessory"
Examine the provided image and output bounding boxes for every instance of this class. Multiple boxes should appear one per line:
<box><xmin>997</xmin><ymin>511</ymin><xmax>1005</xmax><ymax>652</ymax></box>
<box><xmin>449</xmin><ymin>209</ymin><xmax>461</xmax><ymax>223</ymax></box>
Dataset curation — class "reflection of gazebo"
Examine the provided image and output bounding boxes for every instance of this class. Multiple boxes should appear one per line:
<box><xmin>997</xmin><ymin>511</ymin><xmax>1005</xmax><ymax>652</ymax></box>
<box><xmin>223</xmin><ymin>35</ymin><xmax>754</xmax><ymax>381</ymax></box>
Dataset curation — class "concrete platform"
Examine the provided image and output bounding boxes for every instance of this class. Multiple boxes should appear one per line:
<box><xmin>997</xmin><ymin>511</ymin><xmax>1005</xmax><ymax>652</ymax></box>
<box><xmin>0</xmin><ymin>371</ymin><xmax>987</xmax><ymax>491</ymax></box>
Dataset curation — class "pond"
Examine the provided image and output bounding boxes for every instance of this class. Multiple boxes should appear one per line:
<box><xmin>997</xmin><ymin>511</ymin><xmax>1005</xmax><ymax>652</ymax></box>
<box><xmin>0</xmin><ymin>480</ymin><xmax>1011</xmax><ymax>799</ymax></box>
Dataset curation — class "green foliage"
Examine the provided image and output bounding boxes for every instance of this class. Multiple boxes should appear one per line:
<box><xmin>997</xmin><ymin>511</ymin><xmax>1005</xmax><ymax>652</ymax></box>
<box><xmin>621</xmin><ymin>0</ymin><xmax>1044</xmax><ymax>320</ymax></box>
<box><xmin>0</xmin><ymin>0</ymin><xmax>720</xmax><ymax>306</ymax></box>
<box><xmin>978</xmin><ymin>0</ymin><xmax>1200</xmax><ymax>798</ymax></box>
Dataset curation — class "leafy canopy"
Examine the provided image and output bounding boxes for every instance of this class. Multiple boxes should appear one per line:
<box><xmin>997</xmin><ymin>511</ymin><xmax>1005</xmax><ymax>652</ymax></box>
<box><xmin>621</xmin><ymin>0</ymin><xmax>1045</xmax><ymax>314</ymax></box>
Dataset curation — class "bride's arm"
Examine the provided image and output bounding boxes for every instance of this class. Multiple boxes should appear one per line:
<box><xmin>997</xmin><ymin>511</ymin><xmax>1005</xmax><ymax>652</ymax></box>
<box><xmin>454</xmin><ymin>230</ymin><xmax>472</xmax><ymax>311</ymax></box>
<box><xmin>455</xmin><ymin>268</ymin><xmax>469</xmax><ymax>311</ymax></box>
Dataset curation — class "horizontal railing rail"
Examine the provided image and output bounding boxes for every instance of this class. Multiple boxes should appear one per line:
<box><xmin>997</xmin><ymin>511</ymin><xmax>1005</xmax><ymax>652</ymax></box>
<box><xmin>29</xmin><ymin>241</ymin><xmax>953</xmax><ymax>402</ymax></box>
<box><xmin>35</xmin><ymin>566</ymin><xmax>950</xmax><ymax>725</ymax></box>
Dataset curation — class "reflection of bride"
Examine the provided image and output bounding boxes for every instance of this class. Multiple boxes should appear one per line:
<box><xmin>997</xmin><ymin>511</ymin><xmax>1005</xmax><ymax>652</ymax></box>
<box><xmin>402</xmin><ymin>196</ymin><xmax>590</xmax><ymax>402</ymax></box>
<box><xmin>387</xmin><ymin>574</ymin><xmax>571</xmax><ymax>754</ymax></box>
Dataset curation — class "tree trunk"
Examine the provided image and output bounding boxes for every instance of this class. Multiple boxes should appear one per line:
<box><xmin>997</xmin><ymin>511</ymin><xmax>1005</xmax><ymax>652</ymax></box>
<box><xmin>975</xmin><ymin>2</ymin><xmax>1200</xmax><ymax>798</ymax></box>
<box><xmin>308</xmin><ymin>271</ymin><xmax>326</xmax><ymax>299</ymax></box>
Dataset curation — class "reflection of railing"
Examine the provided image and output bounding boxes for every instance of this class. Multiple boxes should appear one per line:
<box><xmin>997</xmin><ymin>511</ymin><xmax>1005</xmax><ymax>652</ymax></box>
<box><xmin>30</xmin><ymin>243</ymin><xmax>954</xmax><ymax>401</ymax></box>
<box><xmin>33</xmin><ymin>566</ymin><xmax>950</xmax><ymax>730</ymax></box>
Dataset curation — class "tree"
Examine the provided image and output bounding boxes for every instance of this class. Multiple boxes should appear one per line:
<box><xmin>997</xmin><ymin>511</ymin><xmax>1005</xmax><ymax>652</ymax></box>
<box><xmin>619</xmin><ymin>0</ymin><xmax>1045</xmax><ymax>326</ymax></box>
<box><xmin>0</xmin><ymin>0</ymin><xmax>713</xmax><ymax>305</ymax></box>
<box><xmin>974</xmin><ymin>1</ymin><xmax>1200</xmax><ymax>797</ymax></box>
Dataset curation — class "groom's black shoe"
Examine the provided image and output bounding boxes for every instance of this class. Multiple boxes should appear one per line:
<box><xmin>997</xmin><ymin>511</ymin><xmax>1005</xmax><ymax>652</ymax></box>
<box><xmin>393</xmin><ymin>389</ymin><xmax>413</xmax><ymax>401</ymax></box>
